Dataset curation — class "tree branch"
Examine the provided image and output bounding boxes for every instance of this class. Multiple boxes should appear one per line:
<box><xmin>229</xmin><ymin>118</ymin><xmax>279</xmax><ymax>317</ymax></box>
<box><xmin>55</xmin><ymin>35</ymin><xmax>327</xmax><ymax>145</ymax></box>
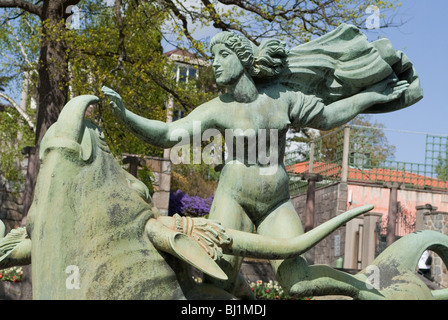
<box><xmin>0</xmin><ymin>8</ymin><xmax>24</xmax><ymax>26</ymax></box>
<box><xmin>217</xmin><ymin>0</ymin><xmax>274</xmax><ymax>21</ymax></box>
<box><xmin>212</xmin><ymin>0</ymin><xmax>342</xmax><ymax>40</ymax></box>
<box><xmin>162</xmin><ymin>0</ymin><xmax>206</xmax><ymax>57</ymax></box>
<box><xmin>4</xmin><ymin>11</ymin><xmax>35</xmax><ymax>69</ymax></box>
<box><xmin>0</xmin><ymin>0</ymin><xmax>42</xmax><ymax>18</ymax></box>
<box><xmin>78</xmin><ymin>48</ymin><xmax>196</xmax><ymax>111</ymax></box>
<box><xmin>200</xmin><ymin>0</ymin><xmax>260</xmax><ymax>45</ymax></box>
<box><xmin>0</xmin><ymin>92</ymin><xmax>35</xmax><ymax>132</ymax></box>
<box><xmin>111</xmin><ymin>0</ymin><xmax>127</xmax><ymax>74</ymax></box>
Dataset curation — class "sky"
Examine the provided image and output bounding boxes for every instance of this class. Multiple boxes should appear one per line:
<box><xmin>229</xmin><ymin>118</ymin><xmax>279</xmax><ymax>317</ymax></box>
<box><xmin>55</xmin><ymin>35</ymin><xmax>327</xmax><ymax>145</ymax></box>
<box><xmin>361</xmin><ymin>0</ymin><xmax>448</xmax><ymax>165</ymax></box>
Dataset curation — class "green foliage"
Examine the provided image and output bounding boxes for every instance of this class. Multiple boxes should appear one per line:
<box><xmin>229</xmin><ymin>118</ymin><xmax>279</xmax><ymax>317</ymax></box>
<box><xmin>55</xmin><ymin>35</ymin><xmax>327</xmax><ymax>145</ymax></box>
<box><xmin>286</xmin><ymin>127</ymin><xmax>319</xmax><ymax>162</ymax></box>
<box><xmin>0</xmin><ymin>106</ymin><xmax>34</xmax><ymax>182</ymax></box>
<box><xmin>0</xmin><ymin>9</ymin><xmax>40</xmax><ymax>78</ymax></box>
<box><xmin>318</xmin><ymin>115</ymin><xmax>396</xmax><ymax>166</ymax></box>
<box><xmin>171</xmin><ymin>163</ymin><xmax>219</xmax><ymax>198</ymax></box>
<box><xmin>348</xmin><ymin>115</ymin><xmax>396</xmax><ymax>167</ymax></box>
<box><xmin>0</xmin><ymin>75</ymin><xmax>12</xmax><ymax>91</ymax></box>
<box><xmin>137</xmin><ymin>166</ymin><xmax>155</xmax><ymax>195</ymax></box>
<box><xmin>66</xmin><ymin>1</ymin><xmax>217</xmax><ymax>159</ymax></box>
<box><xmin>162</xmin><ymin>0</ymin><xmax>402</xmax><ymax>55</ymax></box>
<box><xmin>0</xmin><ymin>9</ymin><xmax>39</xmax><ymax>183</ymax></box>
<box><xmin>67</xmin><ymin>1</ymin><xmax>167</xmax><ymax>158</ymax></box>
<box><xmin>168</xmin><ymin>119</ymin><xmax>222</xmax><ymax>197</ymax></box>
<box><xmin>435</xmin><ymin>152</ymin><xmax>448</xmax><ymax>181</ymax></box>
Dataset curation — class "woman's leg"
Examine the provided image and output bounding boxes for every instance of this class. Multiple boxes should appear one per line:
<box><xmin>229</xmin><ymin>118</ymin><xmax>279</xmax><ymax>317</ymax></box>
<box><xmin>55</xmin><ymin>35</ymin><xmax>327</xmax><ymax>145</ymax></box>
<box><xmin>256</xmin><ymin>200</ymin><xmax>308</xmax><ymax>288</ymax></box>
<box><xmin>256</xmin><ymin>200</ymin><xmax>374</xmax><ymax>299</ymax></box>
<box><xmin>203</xmin><ymin>189</ymin><xmax>255</xmax><ymax>298</ymax></box>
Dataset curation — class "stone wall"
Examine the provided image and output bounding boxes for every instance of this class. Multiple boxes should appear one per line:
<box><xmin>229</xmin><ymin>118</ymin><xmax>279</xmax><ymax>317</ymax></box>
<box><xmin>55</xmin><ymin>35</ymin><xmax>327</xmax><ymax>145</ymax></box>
<box><xmin>240</xmin><ymin>259</ymin><xmax>276</xmax><ymax>284</ymax></box>
<box><xmin>0</xmin><ymin>149</ymin><xmax>29</xmax><ymax>233</ymax></box>
<box><xmin>0</xmin><ymin>159</ymin><xmax>27</xmax><ymax>234</ymax></box>
<box><xmin>144</xmin><ymin>156</ymin><xmax>171</xmax><ymax>216</ymax></box>
<box><xmin>291</xmin><ymin>182</ymin><xmax>348</xmax><ymax>267</ymax></box>
<box><xmin>0</xmin><ymin>182</ymin><xmax>24</xmax><ymax>233</ymax></box>
<box><xmin>122</xmin><ymin>153</ymin><xmax>171</xmax><ymax>216</ymax></box>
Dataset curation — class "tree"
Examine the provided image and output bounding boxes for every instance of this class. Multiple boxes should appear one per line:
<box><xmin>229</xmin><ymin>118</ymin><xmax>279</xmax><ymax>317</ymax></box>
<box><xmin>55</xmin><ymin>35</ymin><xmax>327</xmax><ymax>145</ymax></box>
<box><xmin>349</xmin><ymin>115</ymin><xmax>396</xmax><ymax>168</ymax></box>
<box><xmin>0</xmin><ymin>0</ymin><xmax>83</xmax><ymax>215</ymax></box>
<box><xmin>0</xmin><ymin>0</ymin><xmax>402</xmax><ymax>217</ymax></box>
<box><xmin>0</xmin><ymin>15</ymin><xmax>37</xmax><ymax>133</ymax></box>
<box><xmin>0</xmin><ymin>102</ymin><xmax>34</xmax><ymax>184</ymax></box>
<box><xmin>0</xmin><ymin>76</ymin><xmax>9</xmax><ymax>109</ymax></box>
<box><xmin>0</xmin><ymin>17</ymin><xmax>35</xmax><ymax>185</ymax></box>
<box><xmin>66</xmin><ymin>1</ymin><xmax>169</xmax><ymax>157</ymax></box>
<box><xmin>318</xmin><ymin>115</ymin><xmax>396</xmax><ymax>166</ymax></box>
<box><xmin>435</xmin><ymin>143</ymin><xmax>448</xmax><ymax>181</ymax></box>
<box><xmin>159</xmin><ymin>0</ymin><xmax>403</xmax><ymax>55</ymax></box>
<box><xmin>0</xmin><ymin>0</ymin><xmax>83</xmax><ymax>146</ymax></box>
<box><xmin>286</xmin><ymin>127</ymin><xmax>319</xmax><ymax>163</ymax></box>
<box><xmin>170</xmin><ymin>163</ymin><xmax>219</xmax><ymax>198</ymax></box>
<box><xmin>0</xmin><ymin>75</ymin><xmax>10</xmax><ymax>91</ymax></box>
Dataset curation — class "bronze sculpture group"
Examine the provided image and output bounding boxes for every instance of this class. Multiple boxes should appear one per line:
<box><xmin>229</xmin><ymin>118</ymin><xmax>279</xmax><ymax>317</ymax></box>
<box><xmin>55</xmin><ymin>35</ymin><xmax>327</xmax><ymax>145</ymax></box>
<box><xmin>1</xmin><ymin>24</ymin><xmax>448</xmax><ymax>300</ymax></box>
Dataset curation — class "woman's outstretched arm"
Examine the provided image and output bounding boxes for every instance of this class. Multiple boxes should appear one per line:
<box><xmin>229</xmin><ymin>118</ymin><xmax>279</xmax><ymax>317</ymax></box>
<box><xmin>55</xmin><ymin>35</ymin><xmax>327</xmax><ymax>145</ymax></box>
<box><xmin>102</xmin><ymin>86</ymin><xmax>217</xmax><ymax>148</ymax></box>
<box><xmin>313</xmin><ymin>77</ymin><xmax>409</xmax><ymax>131</ymax></box>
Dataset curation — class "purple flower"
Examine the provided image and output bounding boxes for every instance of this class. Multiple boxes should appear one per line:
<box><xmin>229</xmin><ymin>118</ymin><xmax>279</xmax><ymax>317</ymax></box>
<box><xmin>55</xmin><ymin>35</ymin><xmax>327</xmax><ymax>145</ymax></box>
<box><xmin>169</xmin><ymin>190</ymin><xmax>214</xmax><ymax>217</ymax></box>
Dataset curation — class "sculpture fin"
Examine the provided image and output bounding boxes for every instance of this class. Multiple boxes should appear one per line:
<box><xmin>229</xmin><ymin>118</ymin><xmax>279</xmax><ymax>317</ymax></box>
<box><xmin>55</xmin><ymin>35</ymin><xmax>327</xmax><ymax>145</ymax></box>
<box><xmin>145</xmin><ymin>218</ymin><xmax>228</xmax><ymax>281</ymax></box>
<box><xmin>224</xmin><ymin>204</ymin><xmax>374</xmax><ymax>259</ymax></box>
<box><xmin>169</xmin><ymin>233</ymin><xmax>228</xmax><ymax>281</ymax></box>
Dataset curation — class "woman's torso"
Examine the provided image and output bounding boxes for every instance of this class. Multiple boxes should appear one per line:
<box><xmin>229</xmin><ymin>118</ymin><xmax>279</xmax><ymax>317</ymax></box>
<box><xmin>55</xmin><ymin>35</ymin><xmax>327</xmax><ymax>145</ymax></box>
<box><xmin>211</xmin><ymin>89</ymin><xmax>293</xmax><ymax>221</ymax></box>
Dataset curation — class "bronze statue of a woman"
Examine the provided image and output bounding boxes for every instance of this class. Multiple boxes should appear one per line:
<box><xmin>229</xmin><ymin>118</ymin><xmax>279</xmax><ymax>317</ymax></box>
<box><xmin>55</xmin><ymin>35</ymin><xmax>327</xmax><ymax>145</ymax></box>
<box><xmin>103</xmin><ymin>24</ymin><xmax>422</xmax><ymax>299</ymax></box>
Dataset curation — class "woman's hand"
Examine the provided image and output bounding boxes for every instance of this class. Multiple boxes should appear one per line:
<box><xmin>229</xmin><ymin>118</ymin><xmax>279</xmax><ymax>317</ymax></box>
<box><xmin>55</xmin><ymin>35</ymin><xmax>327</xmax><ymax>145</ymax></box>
<box><xmin>101</xmin><ymin>86</ymin><xmax>126</xmax><ymax>119</ymax></box>
<box><xmin>317</xmin><ymin>76</ymin><xmax>411</xmax><ymax>130</ymax></box>
<box><xmin>365</xmin><ymin>77</ymin><xmax>410</xmax><ymax>104</ymax></box>
<box><xmin>173</xmin><ymin>214</ymin><xmax>232</xmax><ymax>261</ymax></box>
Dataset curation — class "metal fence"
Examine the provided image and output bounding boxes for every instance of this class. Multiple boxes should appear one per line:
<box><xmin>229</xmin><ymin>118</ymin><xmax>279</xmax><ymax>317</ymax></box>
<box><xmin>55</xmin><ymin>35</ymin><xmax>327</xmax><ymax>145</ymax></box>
<box><xmin>287</xmin><ymin>125</ymin><xmax>448</xmax><ymax>196</ymax></box>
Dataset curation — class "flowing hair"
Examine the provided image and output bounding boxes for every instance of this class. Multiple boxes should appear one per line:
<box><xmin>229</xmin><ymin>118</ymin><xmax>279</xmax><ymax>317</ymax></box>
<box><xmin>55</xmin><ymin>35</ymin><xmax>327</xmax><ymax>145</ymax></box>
<box><xmin>210</xmin><ymin>25</ymin><xmax>422</xmax><ymax>113</ymax></box>
<box><xmin>210</xmin><ymin>32</ymin><xmax>288</xmax><ymax>80</ymax></box>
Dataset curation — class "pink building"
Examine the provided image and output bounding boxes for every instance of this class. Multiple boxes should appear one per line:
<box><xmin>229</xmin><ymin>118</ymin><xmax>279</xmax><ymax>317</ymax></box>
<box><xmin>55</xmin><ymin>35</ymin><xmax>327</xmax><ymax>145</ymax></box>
<box><xmin>289</xmin><ymin>161</ymin><xmax>448</xmax><ymax>237</ymax></box>
<box><xmin>286</xmin><ymin>125</ymin><xmax>448</xmax><ymax>271</ymax></box>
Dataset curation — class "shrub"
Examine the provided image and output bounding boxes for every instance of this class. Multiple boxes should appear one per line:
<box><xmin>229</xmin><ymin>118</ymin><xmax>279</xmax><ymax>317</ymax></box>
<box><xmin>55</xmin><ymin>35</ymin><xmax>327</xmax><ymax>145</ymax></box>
<box><xmin>0</xmin><ymin>266</ymin><xmax>23</xmax><ymax>282</ymax></box>
<box><xmin>192</xmin><ymin>277</ymin><xmax>309</xmax><ymax>300</ymax></box>
<box><xmin>249</xmin><ymin>280</ymin><xmax>293</xmax><ymax>300</ymax></box>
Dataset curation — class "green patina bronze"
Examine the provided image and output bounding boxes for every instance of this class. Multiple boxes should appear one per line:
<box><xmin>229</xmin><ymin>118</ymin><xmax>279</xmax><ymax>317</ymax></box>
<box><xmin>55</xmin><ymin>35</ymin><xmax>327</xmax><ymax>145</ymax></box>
<box><xmin>0</xmin><ymin>24</ymin><xmax>447</xmax><ymax>300</ymax></box>
<box><xmin>0</xmin><ymin>95</ymin><xmax>376</xmax><ymax>299</ymax></box>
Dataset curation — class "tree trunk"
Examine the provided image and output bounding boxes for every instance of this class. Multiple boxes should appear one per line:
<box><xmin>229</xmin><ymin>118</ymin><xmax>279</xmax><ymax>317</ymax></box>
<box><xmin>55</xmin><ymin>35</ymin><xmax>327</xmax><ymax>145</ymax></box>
<box><xmin>35</xmin><ymin>1</ymin><xmax>73</xmax><ymax>146</ymax></box>
<box><xmin>21</xmin><ymin>0</ymin><xmax>80</xmax><ymax>217</ymax></box>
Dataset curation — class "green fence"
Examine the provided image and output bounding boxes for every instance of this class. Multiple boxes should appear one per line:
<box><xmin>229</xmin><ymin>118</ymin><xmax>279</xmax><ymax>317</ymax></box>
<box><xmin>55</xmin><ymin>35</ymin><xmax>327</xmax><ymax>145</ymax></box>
<box><xmin>287</xmin><ymin>125</ymin><xmax>448</xmax><ymax>196</ymax></box>
<box><xmin>287</xmin><ymin>127</ymin><xmax>345</xmax><ymax>196</ymax></box>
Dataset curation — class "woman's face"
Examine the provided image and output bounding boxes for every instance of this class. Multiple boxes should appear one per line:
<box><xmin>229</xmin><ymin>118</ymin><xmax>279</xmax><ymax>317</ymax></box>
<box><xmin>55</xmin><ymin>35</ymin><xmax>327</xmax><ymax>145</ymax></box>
<box><xmin>211</xmin><ymin>43</ymin><xmax>245</xmax><ymax>87</ymax></box>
